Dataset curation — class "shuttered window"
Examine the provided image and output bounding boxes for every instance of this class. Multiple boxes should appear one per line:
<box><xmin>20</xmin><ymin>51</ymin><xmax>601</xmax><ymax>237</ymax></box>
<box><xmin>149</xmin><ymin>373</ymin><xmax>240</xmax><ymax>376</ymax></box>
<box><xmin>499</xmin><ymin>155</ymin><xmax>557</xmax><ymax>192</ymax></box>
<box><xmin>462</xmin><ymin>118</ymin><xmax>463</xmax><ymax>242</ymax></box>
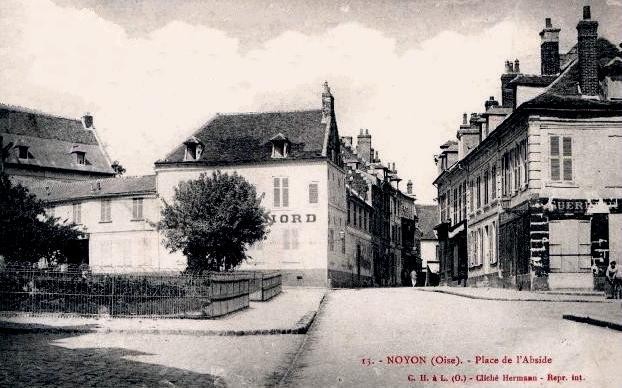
<box><xmin>72</xmin><ymin>203</ymin><xmax>81</xmax><ymax>224</ymax></box>
<box><xmin>100</xmin><ymin>199</ymin><xmax>111</xmax><ymax>222</ymax></box>
<box><xmin>308</xmin><ymin>182</ymin><xmax>318</xmax><ymax>204</ymax></box>
<box><xmin>273</xmin><ymin>177</ymin><xmax>289</xmax><ymax>207</ymax></box>
<box><xmin>550</xmin><ymin>136</ymin><xmax>572</xmax><ymax>181</ymax></box>
<box><xmin>132</xmin><ymin>198</ymin><xmax>143</xmax><ymax>220</ymax></box>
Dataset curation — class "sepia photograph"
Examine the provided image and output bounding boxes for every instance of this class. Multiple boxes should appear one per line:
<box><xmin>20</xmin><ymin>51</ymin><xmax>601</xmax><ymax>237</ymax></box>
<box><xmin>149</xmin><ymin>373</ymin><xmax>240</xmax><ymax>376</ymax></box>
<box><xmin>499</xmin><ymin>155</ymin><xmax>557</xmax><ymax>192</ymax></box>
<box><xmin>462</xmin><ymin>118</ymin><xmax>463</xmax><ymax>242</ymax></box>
<box><xmin>1</xmin><ymin>0</ymin><xmax>621</xmax><ymax>386</ymax></box>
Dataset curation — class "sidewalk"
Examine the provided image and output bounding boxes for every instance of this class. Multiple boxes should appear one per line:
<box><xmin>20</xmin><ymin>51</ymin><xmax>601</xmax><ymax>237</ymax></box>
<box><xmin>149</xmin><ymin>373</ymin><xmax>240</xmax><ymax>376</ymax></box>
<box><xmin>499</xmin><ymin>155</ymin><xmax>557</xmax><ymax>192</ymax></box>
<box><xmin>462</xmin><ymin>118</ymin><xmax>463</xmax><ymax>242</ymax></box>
<box><xmin>0</xmin><ymin>288</ymin><xmax>326</xmax><ymax>336</ymax></box>
<box><xmin>417</xmin><ymin>286</ymin><xmax>614</xmax><ymax>303</ymax></box>
<box><xmin>417</xmin><ymin>286</ymin><xmax>622</xmax><ymax>332</ymax></box>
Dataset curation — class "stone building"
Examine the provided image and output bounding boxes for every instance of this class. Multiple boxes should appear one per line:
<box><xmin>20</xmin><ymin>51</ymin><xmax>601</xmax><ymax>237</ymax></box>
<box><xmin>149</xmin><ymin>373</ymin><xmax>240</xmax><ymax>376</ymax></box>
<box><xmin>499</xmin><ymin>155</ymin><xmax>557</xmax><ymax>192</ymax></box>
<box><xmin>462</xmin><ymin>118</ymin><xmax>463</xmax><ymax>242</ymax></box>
<box><xmin>434</xmin><ymin>7</ymin><xmax>622</xmax><ymax>290</ymax></box>
<box><xmin>0</xmin><ymin>104</ymin><xmax>115</xmax><ymax>186</ymax></box>
<box><xmin>154</xmin><ymin>83</ymin><xmax>346</xmax><ymax>286</ymax></box>
<box><xmin>28</xmin><ymin>175</ymin><xmax>164</xmax><ymax>271</ymax></box>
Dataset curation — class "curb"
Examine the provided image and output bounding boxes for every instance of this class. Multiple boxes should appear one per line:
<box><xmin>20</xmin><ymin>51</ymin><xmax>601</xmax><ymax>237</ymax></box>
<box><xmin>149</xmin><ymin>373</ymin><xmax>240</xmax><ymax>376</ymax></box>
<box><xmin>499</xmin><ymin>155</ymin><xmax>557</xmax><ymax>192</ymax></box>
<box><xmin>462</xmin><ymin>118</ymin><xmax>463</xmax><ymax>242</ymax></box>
<box><xmin>562</xmin><ymin>314</ymin><xmax>622</xmax><ymax>332</ymax></box>
<box><xmin>0</xmin><ymin>292</ymin><xmax>327</xmax><ymax>337</ymax></box>
<box><xmin>417</xmin><ymin>288</ymin><xmax>609</xmax><ymax>303</ymax></box>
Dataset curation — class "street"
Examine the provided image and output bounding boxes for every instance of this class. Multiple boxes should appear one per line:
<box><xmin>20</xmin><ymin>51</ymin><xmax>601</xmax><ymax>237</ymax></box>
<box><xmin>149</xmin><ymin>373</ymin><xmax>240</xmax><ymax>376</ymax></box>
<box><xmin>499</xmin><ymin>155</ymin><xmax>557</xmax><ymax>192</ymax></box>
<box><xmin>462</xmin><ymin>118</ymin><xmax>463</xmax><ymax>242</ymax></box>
<box><xmin>2</xmin><ymin>288</ymin><xmax>621</xmax><ymax>387</ymax></box>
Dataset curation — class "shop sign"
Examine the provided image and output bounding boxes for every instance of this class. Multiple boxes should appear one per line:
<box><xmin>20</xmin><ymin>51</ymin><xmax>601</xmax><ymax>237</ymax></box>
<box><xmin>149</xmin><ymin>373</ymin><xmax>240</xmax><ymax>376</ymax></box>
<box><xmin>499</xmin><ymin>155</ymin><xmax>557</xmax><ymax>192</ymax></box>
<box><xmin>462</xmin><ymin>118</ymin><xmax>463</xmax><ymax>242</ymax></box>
<box><xmin>265</xmin><ymin>213</ymin><xmax>317</xmax><ymax>225</ymax></box>
<box><xmin>549</xmin><ymin>199</ymin><xmax>588</xmax><ymax>213</ymax></box>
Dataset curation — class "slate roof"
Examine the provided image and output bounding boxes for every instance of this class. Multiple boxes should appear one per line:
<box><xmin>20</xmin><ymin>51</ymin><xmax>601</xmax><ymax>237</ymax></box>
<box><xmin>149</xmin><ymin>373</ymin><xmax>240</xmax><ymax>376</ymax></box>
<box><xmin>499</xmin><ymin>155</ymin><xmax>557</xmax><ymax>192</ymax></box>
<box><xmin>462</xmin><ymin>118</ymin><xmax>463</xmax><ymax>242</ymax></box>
<box><xmin>29</xmin><ymin>175</ymin><xmax>156</xmax><ymax>203</ymax></box>
<box><xmin>0</xmin><ymin>104</ymin><xmax>115</xmax><ymax>175</ymax></box>
<box><xmin>415</xmin><ymin>204</ymin><xmax>438</xmax><ymax>240</ymax></box>
<box><xmin>157</xmin><ymin>109</ymin><xmax>329</xmax><ymax>165</ymax></box>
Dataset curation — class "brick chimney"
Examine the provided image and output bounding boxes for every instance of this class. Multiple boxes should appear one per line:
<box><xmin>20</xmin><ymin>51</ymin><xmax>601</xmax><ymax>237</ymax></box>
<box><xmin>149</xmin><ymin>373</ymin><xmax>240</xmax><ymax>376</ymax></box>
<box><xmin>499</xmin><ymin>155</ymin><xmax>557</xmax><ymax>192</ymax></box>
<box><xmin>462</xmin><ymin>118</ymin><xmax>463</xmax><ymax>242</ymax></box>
<box><xmin>500</xmin><ymin>60</ymin><xmax>518</xmax><ymax>108</ymax></box>
<box><xmin>540</xmin><ymin>18</ymin><xmax>561</xmax><ymax>75</ymax></box>
<box><xmin>356</xmin><ymin>129</ymin><xmax>372</xmax><ymax>163</ymax></box>
<box><xmin>321</xmin><ymin>81</ymin><xmax>334</xmax><ymax>124</ymax></box>
<box><xmin>406</xmin><ymin>180</ymin><xmax>413</xmax><ymax>195</ymax></box>
<box><xmin>576</xmin><ymin>6</ymin><xmax>599</xmax><ymax>96</ymax></box>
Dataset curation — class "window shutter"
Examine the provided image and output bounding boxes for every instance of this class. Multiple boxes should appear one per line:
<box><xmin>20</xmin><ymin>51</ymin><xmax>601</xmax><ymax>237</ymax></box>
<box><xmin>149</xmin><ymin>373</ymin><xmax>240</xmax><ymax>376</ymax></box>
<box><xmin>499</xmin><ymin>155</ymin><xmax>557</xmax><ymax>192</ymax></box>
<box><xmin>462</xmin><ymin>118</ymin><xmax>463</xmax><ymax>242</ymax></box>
<box><xmin>282</xmin><ymin>178</ymin><xmax>289</xmax><ymax>207</ymax></box>
<box><xmin>562</xmin><ymin>137</ymin><xmax>572</xmax><ymax>156</ymax></box>
<box><xmin>563</xmin><ymin>159</ymin><xmax>572</xmax><ymax>181</ymax></box>
<box><xmin>550</xmin><ymin>136</ymin><xmax>559</xmax><ymax>156</ymax></box>
<box><xmin>273</xmin><ymin>178</ymin><xmax>280</xmax><ymax>207</ymax></box>
<box><xmin>551</xmin><ymin>159</ymin><xmax>561</xmax><ymax>181</ymax></box>
<box><xmin>309</xmin><ymin>183</ymin><xmax>318</xmax><ymax>204</ymax></box>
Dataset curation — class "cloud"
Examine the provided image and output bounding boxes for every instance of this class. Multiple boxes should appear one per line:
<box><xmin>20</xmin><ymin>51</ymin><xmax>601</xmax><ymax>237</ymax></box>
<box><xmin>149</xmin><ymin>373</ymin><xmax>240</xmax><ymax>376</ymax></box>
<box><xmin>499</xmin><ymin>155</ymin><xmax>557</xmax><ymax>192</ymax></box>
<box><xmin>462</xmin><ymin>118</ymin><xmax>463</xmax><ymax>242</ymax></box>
<box><xmin>0</xmin><ymin>0</ymin><xmax>539</xmax><ymax>202</ymax></box>
<box><xmin>607</xmin><ymin>0</ymin><xmax>622</xmax><ymax>7</ymax></box>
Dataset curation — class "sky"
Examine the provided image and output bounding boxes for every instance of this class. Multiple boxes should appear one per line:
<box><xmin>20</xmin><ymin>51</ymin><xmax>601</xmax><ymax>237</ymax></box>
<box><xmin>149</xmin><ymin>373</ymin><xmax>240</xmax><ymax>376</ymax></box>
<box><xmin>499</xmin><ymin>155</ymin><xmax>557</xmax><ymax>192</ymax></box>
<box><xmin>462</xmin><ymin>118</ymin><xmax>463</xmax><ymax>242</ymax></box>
<box><xmin>1</xmin><ymin>0</ymin><xmax>621</xmax><ymax>203</ymax></box>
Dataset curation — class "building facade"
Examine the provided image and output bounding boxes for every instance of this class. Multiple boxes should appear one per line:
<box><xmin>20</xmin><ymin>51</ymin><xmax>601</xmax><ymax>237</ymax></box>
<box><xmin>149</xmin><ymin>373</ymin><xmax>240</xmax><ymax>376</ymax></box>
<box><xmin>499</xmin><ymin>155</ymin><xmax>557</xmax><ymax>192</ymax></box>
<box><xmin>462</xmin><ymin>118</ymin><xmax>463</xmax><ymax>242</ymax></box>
<box><xmin>434</xmin><ymin>7</ymin><xmax>622</xmax><ymax>290</ymax></box>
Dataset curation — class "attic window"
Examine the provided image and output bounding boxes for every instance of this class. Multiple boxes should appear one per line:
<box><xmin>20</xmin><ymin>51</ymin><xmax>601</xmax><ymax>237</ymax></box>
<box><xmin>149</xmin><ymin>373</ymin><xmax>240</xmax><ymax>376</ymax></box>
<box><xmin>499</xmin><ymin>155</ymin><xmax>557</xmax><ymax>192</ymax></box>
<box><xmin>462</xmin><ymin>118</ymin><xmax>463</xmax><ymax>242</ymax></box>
<box><xmin>183</xmin><ymin>137</ymin><xmax>203</xmax><ymax>161</ymax></box>
<box><xmin>17</xmin><ymin>146</ymin><xmax>30</xmax><ymax>160</ymax></box>
<box><xmin>270</xmin><ymin>133</ymin><xmax>290</xmax><ymax>159</ymax></box>
<box><xmin>76</xmin><ymin>151</ymin><xmax>86</xmax><ymax>165</ymax></box>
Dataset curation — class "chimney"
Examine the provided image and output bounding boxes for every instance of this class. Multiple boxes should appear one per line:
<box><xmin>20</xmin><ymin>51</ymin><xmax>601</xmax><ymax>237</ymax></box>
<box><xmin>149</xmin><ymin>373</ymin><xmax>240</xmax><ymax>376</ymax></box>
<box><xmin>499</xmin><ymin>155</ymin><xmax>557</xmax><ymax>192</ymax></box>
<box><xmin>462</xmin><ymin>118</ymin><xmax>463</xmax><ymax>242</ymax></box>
<box><xmin>500</xmin><ymin>60</ymin><xmax>519</xmax><ymax>108</ymax></box>
<box><xmin>462</xmin><ymin>113</ymin><xmax>468</xmax><ymax>125</ymax></box>
<box><xmin>540</xmin><ymin>18</ymin><xmax>561</xmax><ymax>75</ymax></box>
<box><xmin>82</xmin><ymin>113</ymin><xmax>94</xmax><ymax>129</ymax></box>
<box><xmin>321</xmin><ymin>81</ymin><xmax>334</xmax><ymax>124</ymax></box>
<box><xmin>406</xmin><ymin>180</ymin><xmax>413</xmax><ymax>195</ymax></box>
<box><xmin>356</xmin><ymin>128</ymin><xmax>372</xmax><ymax>163</ymax></box>
<box><xmin>374</xmin><ymin>150</ymin><xmax>379</xmax><ymax>163</ymax></box>
<box><xmin>484</xmin><ymin>96</ymin><xmax>499</xmax><ymax>111</ymax></box>
<box><xmin>576</xmin><ymin>6</ymin><xmax>599</xmax><ymax>96</ymax></box>
<box><xmin>341</xmin><ymin>136</ymin><xmax>353</xmax><ymax>148</ymax></box>
<box><xmin>513</xmin><ymin>59</ymin><xmax>520</xmax><ymax>73</ymax></box>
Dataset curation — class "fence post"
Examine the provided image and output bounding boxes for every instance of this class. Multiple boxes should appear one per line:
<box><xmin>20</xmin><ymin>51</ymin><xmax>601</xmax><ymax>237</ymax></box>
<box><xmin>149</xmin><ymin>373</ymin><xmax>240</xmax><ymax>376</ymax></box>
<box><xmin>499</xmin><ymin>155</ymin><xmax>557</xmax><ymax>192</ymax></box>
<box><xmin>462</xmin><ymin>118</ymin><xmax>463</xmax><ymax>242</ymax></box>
<box><xmin>110</xmin><ymin>275</ymin><xmax>115</xmax><ymax>316</ymax></box>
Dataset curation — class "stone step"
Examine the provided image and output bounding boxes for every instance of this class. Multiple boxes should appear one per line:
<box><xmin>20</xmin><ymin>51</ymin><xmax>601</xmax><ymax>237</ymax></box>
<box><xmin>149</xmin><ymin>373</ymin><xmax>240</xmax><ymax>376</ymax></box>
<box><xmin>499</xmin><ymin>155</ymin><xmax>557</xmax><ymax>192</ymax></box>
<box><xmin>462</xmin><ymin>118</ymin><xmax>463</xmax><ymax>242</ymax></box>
<box><xmin>537</xmin><ymin>289</ymin><xmax>605</xmax><ymax>296</ymax></box>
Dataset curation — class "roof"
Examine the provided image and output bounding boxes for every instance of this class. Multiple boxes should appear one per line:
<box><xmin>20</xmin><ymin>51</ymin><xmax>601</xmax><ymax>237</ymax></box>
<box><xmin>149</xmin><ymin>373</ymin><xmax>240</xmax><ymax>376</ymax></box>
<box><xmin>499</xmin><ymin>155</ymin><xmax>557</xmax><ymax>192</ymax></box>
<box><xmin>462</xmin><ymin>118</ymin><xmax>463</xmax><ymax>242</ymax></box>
<box><xmin>482</xmin><ymin>106</ymin><xmax>513</xmax><ymax>116</ymax></box>
<box><xmin>508</xmin><ymin>74</ymin><xmax>557</xmax><ymax>87</ymax></box>
<box><xmin>0</xmin><ymin>104</ymin><xmax>115</xmax><ymax>175</ymax></box>
<box><xmin>29</xmin><ymin>175</ymin><xmax>156</xmax><ymax>203</ymax></box>
<box><xmin>157</xmin><ymin>109</ymin><xmax>329</xmax><ymax>165</ymax></box>
<box><xmin>415</xmin><ymin>204</ymin><xmax>438</xmax><ymax>240</ymax></box>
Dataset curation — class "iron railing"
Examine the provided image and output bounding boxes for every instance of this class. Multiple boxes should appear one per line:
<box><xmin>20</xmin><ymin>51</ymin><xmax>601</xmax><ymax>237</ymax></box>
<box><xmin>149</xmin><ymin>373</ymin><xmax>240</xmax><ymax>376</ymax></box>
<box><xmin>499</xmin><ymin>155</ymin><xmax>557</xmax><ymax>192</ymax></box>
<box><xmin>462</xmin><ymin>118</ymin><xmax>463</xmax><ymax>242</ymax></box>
<box><xmin>0</xmin><ymin>269</ymin><xmax>269</xmax><ymax>318</ymax></box>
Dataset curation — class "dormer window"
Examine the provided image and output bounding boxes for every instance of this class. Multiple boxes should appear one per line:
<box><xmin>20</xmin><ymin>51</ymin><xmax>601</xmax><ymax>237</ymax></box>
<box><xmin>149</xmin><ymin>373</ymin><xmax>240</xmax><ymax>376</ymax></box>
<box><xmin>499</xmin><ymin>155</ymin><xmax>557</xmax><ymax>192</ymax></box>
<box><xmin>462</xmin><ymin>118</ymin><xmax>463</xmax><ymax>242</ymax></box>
<box><xmin>76</xmin><ymin>151</ymin><xmax>86</xmax><ymax>165</ymax></box>
<box><xmin>270</xmin><ymin>133</ymin><xmax>290</xmax><ymax>159</ymax></box>
<box><xmin>17</xmin><ymin>145</ymin><xmax>30</xmax><ymax>160</ymax></box>
<box><xmin>183</xmin><ymin>136</ymin><xmax>203</xmax><ymax>161</ymax></box>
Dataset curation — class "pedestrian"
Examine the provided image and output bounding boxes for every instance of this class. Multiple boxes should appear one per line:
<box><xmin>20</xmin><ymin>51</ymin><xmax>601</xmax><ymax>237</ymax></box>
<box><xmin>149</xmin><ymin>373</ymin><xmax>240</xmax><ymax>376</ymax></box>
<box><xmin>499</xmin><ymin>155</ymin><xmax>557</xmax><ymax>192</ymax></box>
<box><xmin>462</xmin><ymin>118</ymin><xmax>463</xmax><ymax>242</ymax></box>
<box><xmin>410</xmin><ymin>269</ymin><xmax>417</xmax><ymax>287</ymax></box>
<box><xmin>605</xmin><ymin>261</ymin><xmax>619</xmax><ymax>299</ymax></box>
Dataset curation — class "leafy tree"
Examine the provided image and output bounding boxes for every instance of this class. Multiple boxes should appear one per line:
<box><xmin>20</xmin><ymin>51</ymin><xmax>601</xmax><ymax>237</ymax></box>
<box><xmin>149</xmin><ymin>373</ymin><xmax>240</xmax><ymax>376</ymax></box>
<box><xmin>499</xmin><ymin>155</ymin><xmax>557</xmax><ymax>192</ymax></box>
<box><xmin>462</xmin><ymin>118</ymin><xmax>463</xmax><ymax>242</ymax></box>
<box><xmin>0</xmin><ymin>173</ymin><xmax>83</xmax><ymax>264</ymax></box>
<box><xmin>111</xmin><ymin>160</ymin><xmax>126</xmax><ymax>176</ymax></box>
<box><xmin>160</xmin><ymin>171</ymin><xmax>269</xmax><ymax>272</ymax></box>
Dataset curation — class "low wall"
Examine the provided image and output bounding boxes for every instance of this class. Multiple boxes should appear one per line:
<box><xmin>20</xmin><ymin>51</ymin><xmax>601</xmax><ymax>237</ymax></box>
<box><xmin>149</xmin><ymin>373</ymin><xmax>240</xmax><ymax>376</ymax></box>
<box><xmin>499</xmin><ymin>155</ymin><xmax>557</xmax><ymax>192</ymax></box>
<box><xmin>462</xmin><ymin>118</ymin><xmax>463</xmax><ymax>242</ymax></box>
<box><xmin>249</xmin><ymin>272</ymin><xmax>282</xmax><ymax>301</ymax></box>
<box><xmin>328</xmin><ymin>269</ymin><xmax>373</xmax><ymax>288</ymax></box>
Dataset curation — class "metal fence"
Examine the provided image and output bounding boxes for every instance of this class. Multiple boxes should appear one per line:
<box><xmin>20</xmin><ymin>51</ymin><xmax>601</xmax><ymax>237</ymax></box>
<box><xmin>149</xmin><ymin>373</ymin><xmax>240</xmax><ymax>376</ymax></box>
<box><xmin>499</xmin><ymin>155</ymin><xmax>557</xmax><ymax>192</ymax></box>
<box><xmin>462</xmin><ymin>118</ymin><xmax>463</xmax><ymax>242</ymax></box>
<box><xmin>0</xmin><ymin>269</ymin><xmax>263</xmax><ymax>318</ymax></box>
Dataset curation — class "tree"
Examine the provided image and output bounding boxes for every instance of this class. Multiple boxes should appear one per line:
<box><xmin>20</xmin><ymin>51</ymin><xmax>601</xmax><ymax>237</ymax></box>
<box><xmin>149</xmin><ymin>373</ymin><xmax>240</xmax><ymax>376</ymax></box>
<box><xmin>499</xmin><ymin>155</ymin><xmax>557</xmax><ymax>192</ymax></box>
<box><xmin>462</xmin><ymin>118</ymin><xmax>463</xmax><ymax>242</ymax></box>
<box><xmin>0</xmin><ymin>173</ymin><xmax>83</xmax><ymax>264</ymax></box>
<box><xmin>159</xmin><ymin>171</ymin><xmax>269</xmax><ymax>272</ymax></box>
<box><xmin>111</xmin><ymin>160</ymin><xmax>126</xmax><ymax>176</ymax></box>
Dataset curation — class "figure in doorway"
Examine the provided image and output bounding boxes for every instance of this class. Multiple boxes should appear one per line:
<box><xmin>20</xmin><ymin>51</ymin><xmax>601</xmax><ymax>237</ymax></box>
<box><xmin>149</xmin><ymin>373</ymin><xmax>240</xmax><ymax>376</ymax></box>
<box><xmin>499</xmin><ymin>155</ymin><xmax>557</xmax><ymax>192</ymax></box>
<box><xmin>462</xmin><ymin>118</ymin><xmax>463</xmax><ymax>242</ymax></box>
<box><xmin>410</xmin><ymin>269</ymin><xmax>418</xmax><ymax>287</ymax></box>
<box><xmin>605</xmin><ymin>261</ymin><xmax>620</xmax><ymax>299</ymax></box>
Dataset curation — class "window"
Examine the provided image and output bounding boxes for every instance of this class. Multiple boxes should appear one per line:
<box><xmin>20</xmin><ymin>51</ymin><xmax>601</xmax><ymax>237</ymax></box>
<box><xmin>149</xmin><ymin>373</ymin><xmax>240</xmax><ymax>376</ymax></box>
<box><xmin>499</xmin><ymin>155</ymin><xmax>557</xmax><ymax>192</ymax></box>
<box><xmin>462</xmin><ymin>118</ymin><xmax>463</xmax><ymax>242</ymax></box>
<box><xmin>476</xmin><ymin>176</ymin><xmax>481</xmax><ymax>209</ymax></box>
<box><xmin>491</xmin><ymin>165</ymin><xmax>497</xmax><ymax>200</ymax></box>
<box><xmin>272</xmin><ymin>142</ymin><xmax>288</xmax><ymax>158</ymax></box>
<box><xmin>328</xmin><ymin>229</ymin><xmax>334</xmax><ymax>251</ymax></box>
<box><xmin>550</xmin><ymin>136</ymin><xmax>572</xmax><ymax>181</ymax></box>
<box><xmin>347</xmin><ymin>202</ymin><xmax>351</xmax><ymax>224</ymax></box>
<box><xmin>100</xmin><ymin>199</ymin><xmax>111</xmax><ymax>222</ymax></box>
<box><xmin>490</xmin><ymin>221</ymin><xmax>497</xmax><ymax>264</ymax></box>
<box><xmin>132</xmin><ymin>198</ymin><xmax>144</xmax><ymax>220</ymax></box>
<box><xmin>273</xmin><ymin>177</ymin><xmax>289</xmax><ymax>207</ymax></box>
<box><xmin>185</xmin><ymin>144</ymin><xmax>197</xmax><ymax>161</ymax></box>
<box><xmin>72</xmin><ymin>203</ymin><xmax>81</xmax><ymax>224</ymax></box>
<box><xmin>462</xmin><ymin>181</ymin><xmax>467</xmax><ymax>220</ymax></box>
<box><xmin>76</xmin><ymin>151</ymin><xmax>86</xmax><ymax>165</ymax></box>
<box><xmin>453</xmin><ymin>189</ymin><xmax>458</xmax><ymax>224</ymax></box>
<box><xmin>469</xmin><ymin>181</ymin><xmax>474</xmax><ymax>213</ymax></box>
<box><xmin>17</xmin><ymin>146</ymin><xmax>29</xmax><ymax>160</ymax></box>
<box><xmin>484</xmin><ymin>225</ymin><xmax>490</xmax><ymax>264</ymax></box>
<box><xmin>308</xmin><ymin>183</ymin><xmax>318</xmax><ymax>204</ymax></box>
<box><xmin>484</xmin><ymin>171</ymin><xmax>489</xmax><ymax>205</ymax></box>
<box><xmin>353</xmin><ymin>203</ymin><xmax>357</xmax><ymax>226</ymax></box>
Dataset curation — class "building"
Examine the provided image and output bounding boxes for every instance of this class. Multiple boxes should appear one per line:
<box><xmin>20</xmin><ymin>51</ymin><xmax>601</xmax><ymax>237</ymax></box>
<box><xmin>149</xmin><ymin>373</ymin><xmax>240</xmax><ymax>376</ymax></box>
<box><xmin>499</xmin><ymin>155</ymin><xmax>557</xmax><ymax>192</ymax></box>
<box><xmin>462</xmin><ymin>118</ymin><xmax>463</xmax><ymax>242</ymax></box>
<box><xmin>154</xmin><ymin>83</ymin><xmax>346</xmax><ymax>287</ymax></box>
<box><xmin>415</xmin><ymin>203</ymin><xmax>440</xmax><ymax>285</ymax></box>
<box><xmin>434</xmin><ymin>7</ymin><xmax>622</xmax><ymax>290</ymax></box>
<box><xmin>28</xmin><ymin>176</ymin><xmax>168</xmax><ymax>271</ymax></box>
<box><xmin>0</xmin><ymin>104</ymin><xmax>115</xmax><ymax>186</ymax></box>
<box><xmin>341</xmin><ymin>130</ymin><xmax>417</xmax><ymax>287</ymax></box>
